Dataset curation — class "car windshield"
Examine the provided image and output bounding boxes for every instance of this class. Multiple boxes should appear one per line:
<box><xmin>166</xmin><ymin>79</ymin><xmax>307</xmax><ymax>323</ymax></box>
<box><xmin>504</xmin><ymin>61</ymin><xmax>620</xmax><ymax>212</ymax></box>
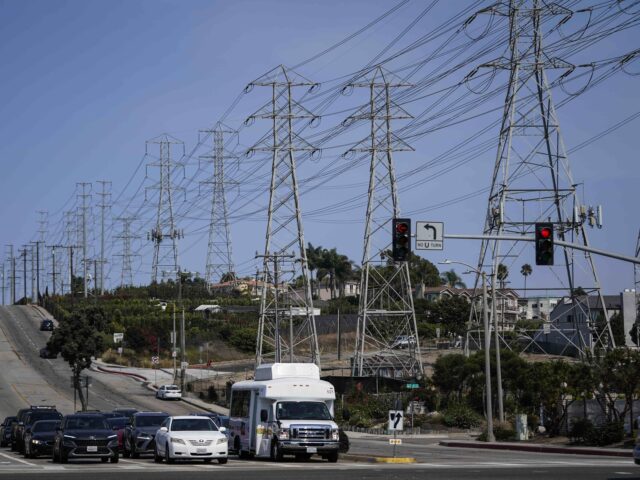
<box><xmin>276</xmin><ymin>402</ymin><xmax>332</xmax><ymax>421</ymax></box>
<box><xmin>66</xmin><ymin>417</ymin><xmax>108</xmax><ymax>430</ymax></box>
<box><xmin>136</xmin><ymin>416</ymin><xmax>168</xmax><ymax>427</ymax></box>
<box><xmin>30</xmin><ymin>411</ymin><xmax>61</xmax><ymax>423</ymax></box>
<box><xmin>164</xmin><ymin>386</ymin><xmax>180</xmax><ymax>391</ymax></box>
<box><xmin>106</xmin><ymin>418</ymin><xmax>128</xmax><ymax>429</ymax></box>
<box><xmin>32</xmin><ymin>421</ymin><xmax>60</xmax><ymax>433</ymax></box>
<box><xmin>171</xmin><ymin>418</ymin><xmax>217</xmax><ymax>432</ymax></box>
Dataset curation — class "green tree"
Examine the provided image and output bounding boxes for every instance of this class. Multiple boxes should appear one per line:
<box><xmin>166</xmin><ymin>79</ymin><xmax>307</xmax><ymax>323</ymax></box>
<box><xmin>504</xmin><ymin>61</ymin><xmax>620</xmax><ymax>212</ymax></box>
<box><xmin>317</xmin><ymin>248</ymin><xmax>354</xmax><ymax>299</ymax></box>
<box><xmin>426</xmin><ymin>296</ymin><xmax>471</xmax><ymax>336</ymax></box>
<box><xmin>46</xmin><ymin>306</ymin><xmax>109</xmax><ymax>410</ymax></box>
<box><xmin>432</xmin><ymin>353</ymin><xmax>473</xmax><ymax>402</ymax></box>
<box><xmin>497</xmin><ymin>263</ymin><xmax>509</xmax><ymax>289</ymax></box>
<box><xmin>440</xmin><ymin>269</ymin><xmax>466</xmax><ymax>289</ymax></box>
<box><xmin>305</xmin><ymin>243</ymin><xmax>324</xmax><ymax>298</ymax></box>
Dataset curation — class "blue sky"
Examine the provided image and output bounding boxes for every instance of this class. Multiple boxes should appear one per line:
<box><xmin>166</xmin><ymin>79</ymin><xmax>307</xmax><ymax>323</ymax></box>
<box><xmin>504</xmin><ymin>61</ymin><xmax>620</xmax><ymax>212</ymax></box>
<box><xmin>0</xmin><ymin>0</ymin><xmax>638</xmax><ymax>297</ymax></box>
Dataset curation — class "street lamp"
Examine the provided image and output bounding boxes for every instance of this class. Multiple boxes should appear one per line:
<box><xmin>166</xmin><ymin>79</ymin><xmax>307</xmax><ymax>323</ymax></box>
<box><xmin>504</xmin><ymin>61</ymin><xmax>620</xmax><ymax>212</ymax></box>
<box><xmin>440</xmin><ymin>259</ymin><xmax>495</xmax><ymax>442</ymax></box>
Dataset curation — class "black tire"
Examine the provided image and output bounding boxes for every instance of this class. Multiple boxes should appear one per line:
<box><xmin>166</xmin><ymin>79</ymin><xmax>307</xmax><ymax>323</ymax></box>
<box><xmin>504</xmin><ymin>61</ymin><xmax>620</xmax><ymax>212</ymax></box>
<box><xmin>122</xmin><ymin>439</ymin><xmax>130</xmax><ymax>458</ymax></box>
<box><xmin>203</xmin><ymin>458</ymin><xmax>212</xmax><ymax>463</ymax></box>
<box><xmin>60</xmin><ymin>450</ymin><xmax>68</xmax><ymax>464</ymax></box>
<box><xmin>131</xmin><ymin>442</ymin><xmax>139</xmax><ymax>459</ymax></box>
<box><xmin>327</xmin><ymin>451</ymin><xmax>339</xmax><ymax>463</ymax></box>
<box><xmin>101</xmin><ymin>457</ymin><xmax>109</xmax><ymax>463</ymax></box>
<box><xmin>232</xmin><ymin>436</ymin><xmax>241</xmax><ymax>456</ymax></box>
<box><xmin>165</xmin><ymin>444</ymin><xmax>174</xmax><ymax>464</ymax></box>
<box><xmin>218</xmin><ymin>457</ymin><xmax>228</xmax><ymax>464</ymax></box>
<box><xmin>635</xmin><ymin>459</ymin><xmax>640</xmax><ymax>465</ymax></box>
<box><xmin>154</xmin><ymin>446</ymin><xmax>163</xmax><ymax>463</ymax></box>
<box><xmin>0</xmin><ymin>440</ymin><xmax>5</xmax><ymax>448</ymax></box>
<box><xmin>52</xmin><ymin>446</ymin><xmax>58</xmax><ymax>463</ymax></box>
<box><xmin>270</xmin><ymin>440</ymin><xmax>283</xmax><ymax>462</ymax></box>
<box><xmin>110</xmin><ymin>453</ymin><xmax>119</xmax><ymax>464</ymax></box>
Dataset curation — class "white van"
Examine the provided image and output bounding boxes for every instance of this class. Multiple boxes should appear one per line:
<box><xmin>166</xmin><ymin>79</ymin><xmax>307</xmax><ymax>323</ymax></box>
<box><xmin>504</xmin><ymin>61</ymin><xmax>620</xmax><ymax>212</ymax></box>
<box><xmin>229</xmin><ymin>363</ymin><xmax>340</xmax><ymax>462</ymax></box>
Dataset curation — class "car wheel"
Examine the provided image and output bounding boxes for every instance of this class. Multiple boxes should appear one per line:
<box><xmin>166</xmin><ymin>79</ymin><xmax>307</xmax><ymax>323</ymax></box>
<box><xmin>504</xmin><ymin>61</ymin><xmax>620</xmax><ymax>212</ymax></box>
<box><xmin>270</xmin><ymin>439</ymin><xmax>283</xmax><ymax>462</ymax></box>
<box><xmin>165</xmin><ymin>444</ymin><xmax>174</xmax><ymax>464</ymax></box>
<box><xmin>154</xmin><ymin>445</ymin><xmax>163</xmax><ymax>463</ymax></box>
<box><xmin>101</xmin><ymin>457</ymin><xmax>109</xmax><ymax>463</ymax></box>
<box><xmin>635</xmin><ymin>458</ymin><xmax>640</xmax><ymax>465</ymax></box>
<box><xmin>110</xmin><ymin>452</ymin><xmax>119</xmax><ymax>463</ymax></box>
<box><xmin>218</xmin><ymin>457</ymin><xmax>228</xmax><ymax>465</ymax></box>
<box><xmin>52</xmin><ymin>446</ymin><xmax>58</xmax><ymax>463</ymax></box>
<box><xmin>131</xmin><ymin>442</ymin><xmax>139</xmax><ymax>459</ymax></box>
<box><xmin>327</xmin><ymin>452</ymin><xmax>339</xmax><ymax>463</ymax></box>
<box><xmin>60</xmin><ymin>450</ymin><xmax>68</xmax><ymax>464</ymax></box>
<box><xmin>123</xmin><ymin>440</ymin><xmax>130</xmax><ymax>458</ymax></box>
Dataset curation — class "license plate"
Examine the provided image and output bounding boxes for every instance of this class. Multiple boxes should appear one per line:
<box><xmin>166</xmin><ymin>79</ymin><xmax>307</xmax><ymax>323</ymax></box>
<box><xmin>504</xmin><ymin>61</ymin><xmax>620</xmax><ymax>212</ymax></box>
<box><xmin>306</xmin><ymin>447</ymin><xmax>317</xmax><ymax>453</ymax></box>
<box><xmin>197</xmin><ymin>447</ymin><xmax>207</xmax><ymax>453</ymax></box>
<box><xmin>87</xmin><ymin>446</ymin><xmax>98</xmax><ymax>452</ymax></box>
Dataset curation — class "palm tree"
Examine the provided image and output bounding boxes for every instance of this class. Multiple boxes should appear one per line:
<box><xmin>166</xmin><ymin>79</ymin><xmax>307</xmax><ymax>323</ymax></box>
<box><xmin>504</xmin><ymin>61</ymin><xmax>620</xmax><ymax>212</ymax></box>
<box><xmin>520</xmin><ymin>264</ymin><xmax>532</xmax><ymax>297</ymax></box>
<box><xmin>306</xmin><ymin>243</ymin><xmax>324</xmax><ymax>298</ymax></box>
<box><xmin>318</xmin><ymin>248</ymin><xmax>354</xmax><ymax>299</ymax></box>
<box><xmin>497</xmin><ymin>263</ymin><xmax>509</xmax><ymax>289</ymax></box>
<box><xmin>440</xmin><ymin>269</ymin><xmax>466</xmax><ymax>289</ymax></box>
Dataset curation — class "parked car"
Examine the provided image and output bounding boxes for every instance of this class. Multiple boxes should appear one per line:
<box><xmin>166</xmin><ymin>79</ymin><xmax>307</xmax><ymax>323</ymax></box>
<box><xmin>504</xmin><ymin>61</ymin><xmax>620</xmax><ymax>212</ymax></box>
<box><xmin>39</xmin><ymin>319</ymin><xmax>54</xmax><ymax>331</ymax></box>
<box><xmin>10</xmin><ymin>408</ymin><xmax>32</xmax><ymax>450</ymax></box>
<box><xmin>16</xmin><ymin>406</ymin><xmax>62</xmax><ymax>453</ymax></box>
<box><xmin>391</xmin><ymin>335</ymin><xmax>416</xmax><ymax>349</ymax></box>
<box><xmin>0</xmin><ymin>416</ymin><xmax>17</xmax><ymax>447</ymax></box>
<box><xmin>156</xmin><ymin>385</ymin><xmax>182</xmax><ymax>400</ymax></box>
<box><xmin>105</xmin><ymin>417</ymin><xmax>128</xmax><ymax>452</ymax></box>
<box><xmin>53</xmin><ymin>413</ymin><xmax>119</xmax><ymax>463</ymax></box>
<box><xmin>39</xmin><ymin>347</ymin><xmax>57</xmax><ymax>359</ymax></box>
<box><xmin>154</xmin><ymin>416</ymin><xmax>227</xmax><ymax>464</ymax></box>
<box><xmin>23</xmin><ymin>419</ymin><xmax>60</xmax><ymax>458</ymax></box>
<box><xmin>189</xmin><ymin>412</ymin><xmax>229</xmax><ymax>430</ymax></box>
<box><xmin>123</xmin><ymin>412</ymin><xmax>169</xmax><ymax>458</ymax></box>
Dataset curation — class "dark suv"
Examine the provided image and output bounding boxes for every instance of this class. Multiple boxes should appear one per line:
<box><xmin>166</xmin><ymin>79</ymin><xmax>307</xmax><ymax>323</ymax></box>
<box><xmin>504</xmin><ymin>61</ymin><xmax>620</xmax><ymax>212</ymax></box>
<box><xmin>53</xmin><ymin>413</ymin><xmax>119</xmax><ymax>463</ymax></box>
<box><xmin>39</xmin><ymin>319</ymin><xmax>54</xmax><ymax>331</ymax></box>
<box><xmin>16</xmin><ymin>407</ymin><xmax>62</xmax><ymax>453</ymax></box>
<box><xmin>123</xmin><ymin>412</ymin><xmax>168</xmax><ymax>458</ymax></box>
<box><xmin>0</xmin><ymin>416</ymin><xmax>17</xmax><ymax>447</ymax></box>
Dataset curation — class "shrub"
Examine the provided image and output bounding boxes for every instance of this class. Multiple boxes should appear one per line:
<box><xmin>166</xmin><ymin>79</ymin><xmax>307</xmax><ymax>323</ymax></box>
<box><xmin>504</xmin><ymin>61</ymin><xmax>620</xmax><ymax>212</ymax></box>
<box><xmin>477</xmin><ymin>422</ymin><xmax>515</xmax><ymax>442</ymax></box>
<box><xmin>585</xmin><ymin>421</ymin><xmax>624</xmax><ymax>446</ymax></box>
<box><xmin>569</xmin><ymin>418</ymin><xmax>594</xmax><ymax>444</ymax></box>
<box><xmin>442</xmin><ymin>403</ymin><xmax>483</xmax><ymax>429</ymax></box>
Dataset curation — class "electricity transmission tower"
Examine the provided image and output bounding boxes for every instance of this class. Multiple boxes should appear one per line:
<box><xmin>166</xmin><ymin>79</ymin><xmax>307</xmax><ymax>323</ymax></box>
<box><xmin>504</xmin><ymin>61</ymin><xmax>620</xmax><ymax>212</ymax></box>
<box><xmin>635</xmin><ymin>229</ymin><xmax>640</xmax><ymax>335</ymax></box>
<box><xmin>76</xmin><ymin>182</ymin><xmax>92</xmax><ymax>299</ymax></box>
<box><xmin>199</xmin><ymin>124</ymin><xmax>236</xmax><ymax>287</ymax></box>
<box><xmin>145</xmin><ymin>134</ymin><xmax>185</xmax><ymax>284</ymax></box>
<box><xmin>63</xmin><ymin>210</ymin><xmax>79</xmax><ymax>294</ymax></box>
<box><xmin>115</xmin><ymin>217</ymin><xmax>139</xmax><ymax>287</ymax></box>
<box><xmin>346</xmin><ymin>66</ymin><xmax>422</xmax><ymax>378</ymax></box>
<box><xmin>96</xmin><ymin>180</ymin><xmax>111</xmax><ymax>295</ymax></box>
<box><xmin>469</xmin><ymin>0</ymin><xmax>613</xmax><ymax>355</ymax></box>
<box><xmin>37</xmin><ymin>211</ymin><xmax>48</xmax><ymax>293</ymax></box>
<box><xmin>246</xmin><ymin>65</ymin><xmax>320</xmax><ymax>367</ymax></box>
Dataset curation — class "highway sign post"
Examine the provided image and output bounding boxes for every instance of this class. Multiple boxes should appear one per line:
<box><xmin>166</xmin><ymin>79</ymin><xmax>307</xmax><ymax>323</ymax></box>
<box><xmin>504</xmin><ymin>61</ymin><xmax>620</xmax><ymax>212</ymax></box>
<box><xmin>416</xmin><ymin>221</ymin><xmax>444</xmax><ymax>250</ymax></box>
<box><xmin>388</xmin><ymin>409</ymin><xmax>404</xmax><ymax>458</ymax></box>
<box><xmin>152</xmin><ymin>356</ymin><xmax>160</xmax><ymax>386</ymax></box>
<box><xmin>113</xmin><ymin>332</ymin><xmax>124</xmax><ymax>343</ymax></box>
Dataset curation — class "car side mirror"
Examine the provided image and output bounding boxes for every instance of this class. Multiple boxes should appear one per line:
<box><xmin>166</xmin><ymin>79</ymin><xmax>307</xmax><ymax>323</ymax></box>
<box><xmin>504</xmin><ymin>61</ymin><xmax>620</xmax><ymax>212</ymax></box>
<box><xmin>219</xmin><ymin>427</ymin><xmax>226</xmax><ymax>433</ymax></box>
<box><xmin>260</xmin><ymin>409</ymin><xmax>268</xmax><ymax>423</ymax></box>
<box><xmin>342</xmin><ymin>409</ymin><xmax>351</xmax><ymax>421</ymax></box>
<box><xmin>159</xmin><ymin>427</ymin><xmax>168</xmax><ymax>432</ymax></box>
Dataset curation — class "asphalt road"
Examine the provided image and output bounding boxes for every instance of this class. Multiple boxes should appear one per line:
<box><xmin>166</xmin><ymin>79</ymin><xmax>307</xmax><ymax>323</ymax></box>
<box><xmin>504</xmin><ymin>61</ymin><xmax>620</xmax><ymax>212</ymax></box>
<box><xmin>0</xmin><ymin>305</ymin><xmax>639</xmax><ymax>479</ymax></box>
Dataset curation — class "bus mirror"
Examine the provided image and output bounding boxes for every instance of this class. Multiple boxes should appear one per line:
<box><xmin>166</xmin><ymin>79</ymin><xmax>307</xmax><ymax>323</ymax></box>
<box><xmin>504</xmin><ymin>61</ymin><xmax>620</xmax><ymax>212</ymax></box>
<box><xmin>260</xmin><ymin>409</ymin><xmax>268</xmax><ymax>423</ymax></box>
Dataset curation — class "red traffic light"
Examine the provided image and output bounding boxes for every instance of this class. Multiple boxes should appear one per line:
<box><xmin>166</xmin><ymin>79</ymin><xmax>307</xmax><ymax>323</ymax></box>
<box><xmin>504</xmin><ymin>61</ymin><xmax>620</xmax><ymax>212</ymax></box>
<box><xmin>395</xmin><ymin>222</ymin><xmax>409</xmax><ymax>234</ymax></box>
<box><xmin>539</xmin><ymin>227</ymin><xmax>551</xmax><ymax>239</ymax></box>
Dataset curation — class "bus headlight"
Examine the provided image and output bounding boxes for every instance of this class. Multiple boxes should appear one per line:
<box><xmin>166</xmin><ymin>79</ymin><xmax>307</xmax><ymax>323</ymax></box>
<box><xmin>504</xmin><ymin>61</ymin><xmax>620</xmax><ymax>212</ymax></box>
<box><xmin>277</xmin><ymin>429</ymin><xmax>289</xmax><ymax>440</ymax></box>
<box><xmin>331</xmin><ymin>429</ymin><xmax>339</xmax><ymax>441</ymax></box>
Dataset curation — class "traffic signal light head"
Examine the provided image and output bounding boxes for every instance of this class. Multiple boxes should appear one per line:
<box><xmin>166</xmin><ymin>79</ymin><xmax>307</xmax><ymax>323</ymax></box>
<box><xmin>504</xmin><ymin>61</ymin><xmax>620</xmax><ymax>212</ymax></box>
<box><xmin>392</xmin><ymin>218</ymin><xmax>411</xmax><ymax>262</ymax></box>
<box><xmin>535</xmin><ymin>223</ymin><xmax>554</xmax><ymax>266</ymax></box>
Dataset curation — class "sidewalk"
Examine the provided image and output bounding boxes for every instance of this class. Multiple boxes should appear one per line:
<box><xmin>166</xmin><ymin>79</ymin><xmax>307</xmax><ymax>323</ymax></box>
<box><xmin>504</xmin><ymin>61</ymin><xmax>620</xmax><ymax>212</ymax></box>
<box><xmin>440</xmin><ymin>439</ymin><xmax>633</xmax><ymax>457</ymax></box>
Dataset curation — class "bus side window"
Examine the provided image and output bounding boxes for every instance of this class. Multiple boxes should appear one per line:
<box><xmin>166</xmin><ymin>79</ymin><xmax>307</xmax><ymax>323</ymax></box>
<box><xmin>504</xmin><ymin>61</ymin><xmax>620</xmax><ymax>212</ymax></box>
<box><xmin>230</xmin><ymin>390</ymin><xmax>251</xmax><ymax>417</ymax></box>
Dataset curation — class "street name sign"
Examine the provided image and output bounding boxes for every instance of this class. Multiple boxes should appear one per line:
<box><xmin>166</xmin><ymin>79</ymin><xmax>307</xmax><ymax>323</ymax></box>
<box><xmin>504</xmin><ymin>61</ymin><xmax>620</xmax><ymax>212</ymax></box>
<box><xmin>416</xmin><ymin>221</ymin><xmax>444</xmax><ymax>250</ymax></box>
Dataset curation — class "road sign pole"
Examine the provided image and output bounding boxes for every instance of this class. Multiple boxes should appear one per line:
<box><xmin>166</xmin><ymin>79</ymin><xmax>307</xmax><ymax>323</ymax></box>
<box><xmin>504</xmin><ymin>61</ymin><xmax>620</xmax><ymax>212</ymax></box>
<box><xmin>393</xmin><ymin>429</ymin><xmax>397</xmax><ymax>458</ymax></box>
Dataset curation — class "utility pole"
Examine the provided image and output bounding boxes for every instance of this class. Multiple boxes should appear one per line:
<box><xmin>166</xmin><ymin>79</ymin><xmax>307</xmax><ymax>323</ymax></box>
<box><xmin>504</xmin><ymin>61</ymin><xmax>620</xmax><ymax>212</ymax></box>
<box><xmin>76</xmin><ymin>182</ymin><xmax>92</xmax><ymax>299</ymax></box>
<box><xmin>246</xmin><ymin>65</ymin><xmax>320</xmax><ymax>367</ymax></box>
<box><xmin>345</xmin><ymin>66</ymin><xmax>421</xmax><ymax>378</ymax></box>
<box><xmin>20</xmin><ymin>246</ymin><xmax>28</xmax><ymax>302</ymax></box>
<box><xmin>5</xmin><ymin>245</ymin><xmax>15</xmax><ymax>305</ymax></box>
<box><xmin>96</xmin><ymin>180</ymin><xmax>111</xmax><ymax>295</ymax></box>
<box><xmin>146</xmin><ymin>135</ymin><xmax>185</xmax><ymax>284</ymax></box>
<box><xmin>49</xmin><ymin>246</ymin><xmax>57</xmax><ymax>296</ymax></box>
<box><xmin>199</xmin><ymin>124</ymin><xmax>237</xmax><ymax>288</ymax></box>
<box><xmin>30</xmin><ymin>244</ymin><xmax>36</xmax><ymax>302</ymax></box>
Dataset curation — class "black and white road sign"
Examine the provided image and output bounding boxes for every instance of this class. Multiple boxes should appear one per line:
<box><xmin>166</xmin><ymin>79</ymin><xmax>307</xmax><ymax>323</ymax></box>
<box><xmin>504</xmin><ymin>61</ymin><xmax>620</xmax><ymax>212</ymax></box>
<box><xmin>388</xmin><ymin>410</ymin><xmax>404</xmax><ymax>431</ymax></box>
<box><xmin>416</xmin><ymin>221</ymin><xmax>444</xmax><ymax>250</ymax></box>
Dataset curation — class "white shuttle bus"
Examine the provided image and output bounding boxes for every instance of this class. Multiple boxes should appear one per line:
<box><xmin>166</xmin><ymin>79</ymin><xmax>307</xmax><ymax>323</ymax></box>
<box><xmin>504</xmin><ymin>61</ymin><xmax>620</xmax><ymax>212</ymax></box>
<box><xmin>228</xmin><ymin>363</ymin><xmax>340</xmax><ymax>462</ymax></box>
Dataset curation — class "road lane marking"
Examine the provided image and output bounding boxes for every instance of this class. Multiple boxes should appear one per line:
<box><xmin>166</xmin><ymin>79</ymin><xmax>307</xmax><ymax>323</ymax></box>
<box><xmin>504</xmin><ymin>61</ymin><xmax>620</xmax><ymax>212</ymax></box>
<box><xmin>0</xmin><ymin>451</ymin><xmax>36</xmax><ymax>466</ymax></box>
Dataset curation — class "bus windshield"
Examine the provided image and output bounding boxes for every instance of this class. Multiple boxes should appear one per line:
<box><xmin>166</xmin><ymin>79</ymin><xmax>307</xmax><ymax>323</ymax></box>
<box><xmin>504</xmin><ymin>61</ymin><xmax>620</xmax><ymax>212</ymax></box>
<box><xmin>276</xmin><ymin>401</ymin><xmax>332</xmax><ymax>421</ymax></box>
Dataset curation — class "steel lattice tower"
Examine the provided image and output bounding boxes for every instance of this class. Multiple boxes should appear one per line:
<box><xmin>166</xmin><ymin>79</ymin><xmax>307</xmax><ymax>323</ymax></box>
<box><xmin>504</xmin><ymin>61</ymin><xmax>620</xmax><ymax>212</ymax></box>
<box><xmin>348</xmin><ymin>66</ymin><xmax>422</xmax><ymax>378</ymax></box>
<box><xmin>115</xmin><ymin>217</ymin><xmax>138</xmax><ymax>287</ymax></box>
<box><xmin>247</xmin><ymin>65</ymin><xmax>320</xmax><ymax>367</ymax></box>
<box><xmin>635</xmin><ymin>229</ymin><xmax>640</xmax><ymax>333</ymax></box>
<box><xmin>145</xmin><ymin>134</ymin><xmax>185</xmax><ymax>284</ymax></box>
<box><xmin>200</xmin><ymin>124</ymin><xmax>236</xmax><ymax>287</ymax></box>
<box><xmin>471</xmin><ymin>0</ymin><xmax>614</xmax><ymax>354</ymax></box>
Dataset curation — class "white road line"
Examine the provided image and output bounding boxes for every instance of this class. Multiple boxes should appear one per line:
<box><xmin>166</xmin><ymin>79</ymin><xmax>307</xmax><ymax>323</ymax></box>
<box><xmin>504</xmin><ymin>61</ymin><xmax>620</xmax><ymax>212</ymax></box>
<box><xmin>0</xmin><ymin>451</ymin><xmax>36</xmax><ymax>466</ymax></box>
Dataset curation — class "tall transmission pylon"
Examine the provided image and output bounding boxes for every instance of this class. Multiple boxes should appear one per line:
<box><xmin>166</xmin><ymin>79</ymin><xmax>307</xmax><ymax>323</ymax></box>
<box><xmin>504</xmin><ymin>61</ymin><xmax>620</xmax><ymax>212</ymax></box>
<box><xmin>145</xmin><ymin>134</ymin><xmax>185</xmax><ymax>284</ymax></box>
<box><xmin>246</xmin><ymin>65</ymin><xmax>320</xmax><ymax>367</ymax></box>
<box><xmin>75</xmin><ymin>182</ymin><xmax>92</xmax><ymax>299</ymax></box>
<box><xmin>635</xmin><ymin>229</ymin><xmax>640</xmax><ymax>335</ymax></box>
<box><xmin>199</xmin><ymin>124</ymin><xmax>236</xmax><ymax>287</ymax></box>
<box><xmin>63</xmin><ymin>210</ymin><xmax>78</xmax><ymax>294</ymax></box>
<box><xmin>36</xmin><ymin>211</ymin><xmax>48</xmax><ymax>294</ymax></box>
<box><xmin>345</xmin><ymin>66</ymin><xmax>422</xmax><ymax>378</ymax></box>
<box><xmin>115</xmin><ymin>217</ymin><xmax>139</xmax><ymax>287</ymax></box>
<box><xmin>469</xmin><ymin>0</ymin><xmax>613</xmax><ymax>354</ymax></box>
<box><xmin>96</xmin><ymin>181</ymin><xmax>111</xmax><ymax>295</ymax></box>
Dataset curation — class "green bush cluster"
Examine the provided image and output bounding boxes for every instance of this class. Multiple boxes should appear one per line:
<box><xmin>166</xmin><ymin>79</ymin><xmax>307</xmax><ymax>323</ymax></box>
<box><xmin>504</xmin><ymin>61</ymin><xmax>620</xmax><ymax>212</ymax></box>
<box><xmin>569</xmin><ymin>418</ymin><xmax>624</xmax><ymax>446</ymax></box>
<box><xmin>442</xmin><ymin>403</ymin><xmax>483</xmax><ymax>429</ymax></box>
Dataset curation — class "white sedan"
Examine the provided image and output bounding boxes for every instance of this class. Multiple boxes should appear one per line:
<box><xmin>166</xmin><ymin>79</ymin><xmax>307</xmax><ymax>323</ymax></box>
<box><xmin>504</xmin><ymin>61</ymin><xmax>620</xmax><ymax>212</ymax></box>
<box><xmin>156</xmin><ymin>385</ymin><xmax>182</xmax><ymax>400</ymax></box>
<box><xmin>154</xmin><ymin>416</ymin><xmax>228</xmax><ymax>464</ymax></box>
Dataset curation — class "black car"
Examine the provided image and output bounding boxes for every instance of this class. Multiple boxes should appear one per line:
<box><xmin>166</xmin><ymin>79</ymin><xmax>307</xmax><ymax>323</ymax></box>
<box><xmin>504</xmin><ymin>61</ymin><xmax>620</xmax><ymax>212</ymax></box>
<box><xmin>0</xmin><ymin>416</ymin><xmax>17</xmax><ymax>447</ymax></box>
<box><xmin>39</xmin><ymin>347</ymin><xmax>57</xmax><ymax>359</ymax></box>
<box><xmin>15</xmin><ymin>406</ymin><xmax>61</xmax><ymax>453</ymax></box>
<box><xmin>123</xmin><ymin>411</ymin><xmax>168</xmax><ymax>458</ymax></box>
<box><xmin>23</xmin><ymin>420</ymin><xmax>60</xmax><ymax>458</ymax></box>
<box><xmin>39</xmin><ymin>319</ymin><xmax>54</xmax><ymax>331</ymax></box>
<box><xmin>53</xmin><ymin>413</ymin><xmax>119</xmax><ymax>463</ymax></box>
<box><xmin>11</xmin><ymin>407</ymin><xmax>52</xmax><ymax>451</ymax></box>
<box><xmin>112</xmin><ymin>408</ymin><xmax>138</xmax><ymax>419</ymax></box>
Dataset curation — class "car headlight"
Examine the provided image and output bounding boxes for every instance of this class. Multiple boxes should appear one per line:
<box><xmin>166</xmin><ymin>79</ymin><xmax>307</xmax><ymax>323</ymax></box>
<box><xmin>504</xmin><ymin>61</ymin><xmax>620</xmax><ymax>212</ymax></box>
<box><xmin>331</xmin><ymin>429</ymin><xmax>339</xmax><ymax>441</ymax></box>
<box><xmin>170</xmin><ymin>437</ymin><xmax>185</xmax><ymax>444</ymax></box>
<box><xmin>31</xmin><ymin>439</ymin><xmax>42</xmax><ymax>445</ymax></box>
<box><xmin>216</xmin><ymin>437</ymin><xmax>227</xmax><ymax>445</ymax></box>
<box><xmin>277</xmin><ymin>429</ymin><xmax>289</xmax><ymax>440</ymax></box>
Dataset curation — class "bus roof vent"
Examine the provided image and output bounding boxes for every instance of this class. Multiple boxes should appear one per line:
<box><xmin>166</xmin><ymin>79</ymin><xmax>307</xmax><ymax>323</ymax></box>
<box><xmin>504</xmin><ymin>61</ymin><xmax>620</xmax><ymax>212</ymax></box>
<box><xmin>255</xmin><ymin>363</ymin><xmax>320</xmax><ymax>381</ymax></box>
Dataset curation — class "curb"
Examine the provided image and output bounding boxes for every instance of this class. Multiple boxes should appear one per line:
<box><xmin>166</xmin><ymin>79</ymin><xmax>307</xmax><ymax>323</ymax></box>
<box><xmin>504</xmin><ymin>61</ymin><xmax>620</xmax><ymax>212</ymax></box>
<box><xmin>342</xmin><ymin>454</ymin><xmax>417</xmax><ymax>464</ymax></box>
<box><xmin>94</xmin><ymin>365</ymin><xmax>149</xmax><ymax>381</ymax></box>
<box><xmin>439</xmin><ymin>440</ymin><xmax>632</xmax><ymax>458</ymax></box>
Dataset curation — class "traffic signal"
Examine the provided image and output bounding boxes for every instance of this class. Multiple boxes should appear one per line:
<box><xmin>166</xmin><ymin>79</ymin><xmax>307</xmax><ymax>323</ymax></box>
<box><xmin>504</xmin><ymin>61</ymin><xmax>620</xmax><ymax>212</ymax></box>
<box><xmin>392</xmin><ymin>218</ymin><xmax>411</xmax><ymax>262</ymax></box>
<box><xmin>535</xmin><ymin>223</ymin><xmax>554</xmax><ymax>266</ymax></box>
